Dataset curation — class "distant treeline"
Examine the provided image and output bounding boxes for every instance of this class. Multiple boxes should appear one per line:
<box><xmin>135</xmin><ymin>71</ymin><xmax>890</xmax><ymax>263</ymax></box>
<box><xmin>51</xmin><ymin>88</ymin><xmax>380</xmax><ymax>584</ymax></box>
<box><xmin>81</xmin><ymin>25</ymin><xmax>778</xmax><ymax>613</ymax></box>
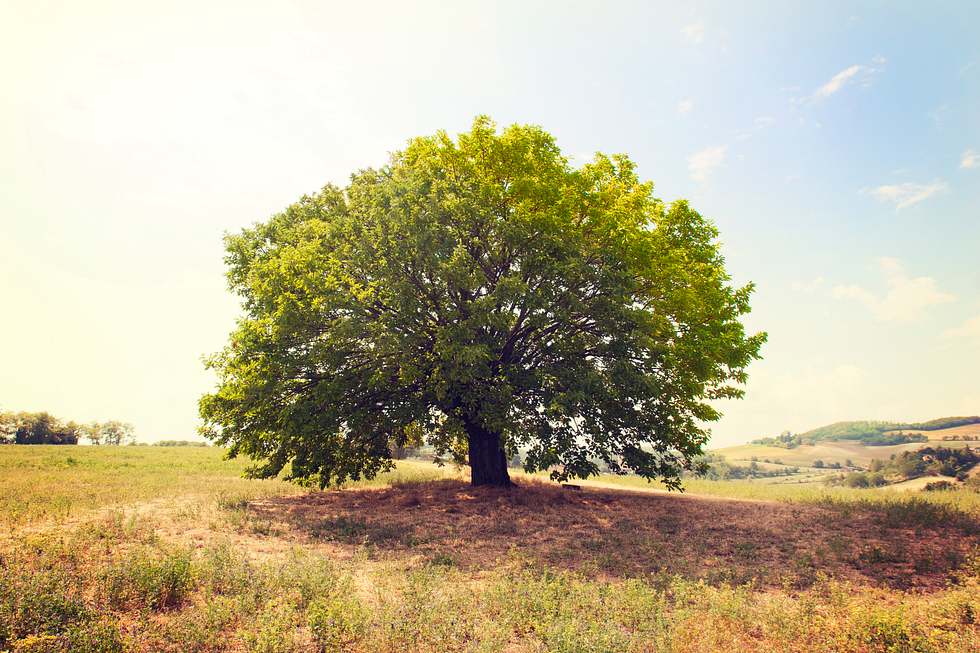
<box><xmin>694</xmin><ymin>453</ymin><xmax>801</xmax><ymax>480</ymax></box>
<box><xmin>154</xmin><ymin>440</ymin><xmax>209</xmax><ymax>447</ymax></box>
<box><xmin>752</xmin><ymin>430</ymin><xmax>927</xmax><ymax>448</ymax></box>
<box><xmin>751</xmin><ymin>415</ymin><xmax>980</xmax><ymax>448</ymax></box>
<box><xmin>0</xmin><ymin>412</ymin><xmax>80</xmax><ymax>445</ymax></box>
<box><xmin>0</xmin><ymin>411</ymin><xmax>134</xmax><ymax>445</ymax></box>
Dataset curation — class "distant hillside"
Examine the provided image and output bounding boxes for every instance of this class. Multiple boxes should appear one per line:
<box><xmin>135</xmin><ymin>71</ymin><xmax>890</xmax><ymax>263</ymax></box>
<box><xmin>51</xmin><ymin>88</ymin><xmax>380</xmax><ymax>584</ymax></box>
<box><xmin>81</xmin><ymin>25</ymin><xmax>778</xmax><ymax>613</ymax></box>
<box><xmin>800</xmin><ymin>420</ymin><xmax>902</xmax><ymax>440</ymax></box>
<box><xmin>752</xmin><ymin>416</ymin><xmax>980</xmax><ymax>448</ymax></box>
<box><xmin>828</xmin><ymin>445</ymin><xmax>980</xmax><ymax>489</ymax></box>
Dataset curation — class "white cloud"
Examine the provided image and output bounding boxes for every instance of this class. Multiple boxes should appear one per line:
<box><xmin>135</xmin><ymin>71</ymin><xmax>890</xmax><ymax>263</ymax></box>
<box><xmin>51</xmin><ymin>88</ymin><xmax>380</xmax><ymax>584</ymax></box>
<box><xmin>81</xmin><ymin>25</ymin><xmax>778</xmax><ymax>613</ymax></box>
<box><xmin>868</xmin><ymin>180</ymin><xmax>947</xmax><ymax>210</ymax></box>
<box><xmin>813</xmin><ymin>56</ymin><xmax>885</xmax><ymax>100</ymax></box>
<box><xmin>815</xmin><ymin>65</ymin><xmax>863</xmax><ymax>98</ymax></box>
<box><xmin>961</xmin><ymin>149</ymin><xmax>978</xmax><ymax>169</ymax></box>
<box><xmin>832</xmin><ymin>257</ymin><xmax>956</xmax><ymax>322</ymax></box>
<box><xmin>791</xmin><ymin>277</ymin><xmax>825</xmax><ymax>294</ymax></box>
<box><xmin>754</xmin><ymin>116</ymin><xmax>775</xmax><ymax>128</ymax></box>
<box><xmin>681</xmin><ymin>22</ymin><xmax>705</xmax><ymax>45</ymax></box>
<box><xmin>677</xmin><ymin>98</ymin><xmax>694</xmax><ymax>114</ymax></box>
<box><xmin>944</xmin><ymin>315</ymin><xmax>980</xmax><ymax>342</ymax></box>
<box><xmin>687</xmin><ymin>145</ymin><xmax>726</xmax><ymax>182</ymax></box>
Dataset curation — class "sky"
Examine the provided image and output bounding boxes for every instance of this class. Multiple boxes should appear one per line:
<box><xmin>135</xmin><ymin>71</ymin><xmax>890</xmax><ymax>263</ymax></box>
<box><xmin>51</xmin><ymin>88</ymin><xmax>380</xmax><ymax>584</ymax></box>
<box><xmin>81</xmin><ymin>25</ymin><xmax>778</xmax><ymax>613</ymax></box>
<box><xmin>1</xmin><ymin>1</ymin><xmax>978</xmax><ymax>447</ymax></box>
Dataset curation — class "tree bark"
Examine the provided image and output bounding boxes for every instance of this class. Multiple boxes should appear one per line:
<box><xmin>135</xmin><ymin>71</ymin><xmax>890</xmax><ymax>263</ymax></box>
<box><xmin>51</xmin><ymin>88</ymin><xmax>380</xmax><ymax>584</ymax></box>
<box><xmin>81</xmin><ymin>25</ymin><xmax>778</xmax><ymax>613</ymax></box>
<box><xmin>464</xmin><ymin>418</ymin><xmax>512</xmax><ymax>486</ymax></box>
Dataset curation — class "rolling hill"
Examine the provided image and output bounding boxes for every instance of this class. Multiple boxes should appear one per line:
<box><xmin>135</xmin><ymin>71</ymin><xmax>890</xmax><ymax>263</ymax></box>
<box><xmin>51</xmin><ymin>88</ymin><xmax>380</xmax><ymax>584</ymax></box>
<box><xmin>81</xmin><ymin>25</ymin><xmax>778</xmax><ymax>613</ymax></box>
<box><xmin>712</xmin><ymin>415</ymin><xmax>979</xmax><ymax>478</ymax></box>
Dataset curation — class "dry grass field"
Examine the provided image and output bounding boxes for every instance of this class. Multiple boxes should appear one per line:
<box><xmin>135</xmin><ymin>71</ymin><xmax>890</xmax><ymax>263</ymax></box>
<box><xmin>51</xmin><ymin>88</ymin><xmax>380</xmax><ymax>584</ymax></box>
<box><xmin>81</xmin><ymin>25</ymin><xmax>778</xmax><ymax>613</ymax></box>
<box><xmin>1</xmin><ymin>445</ymin><xmax>978</xmax><ymax>652</ymax></box>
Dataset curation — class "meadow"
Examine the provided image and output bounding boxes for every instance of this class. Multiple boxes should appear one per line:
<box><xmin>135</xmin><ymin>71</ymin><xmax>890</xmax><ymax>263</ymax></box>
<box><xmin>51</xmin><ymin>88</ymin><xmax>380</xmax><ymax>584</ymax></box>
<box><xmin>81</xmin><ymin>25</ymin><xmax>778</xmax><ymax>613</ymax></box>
<box><xmin>1</xmin><ymin>445</ymin><xmax>978</xmax><ymax>652</ymax></box>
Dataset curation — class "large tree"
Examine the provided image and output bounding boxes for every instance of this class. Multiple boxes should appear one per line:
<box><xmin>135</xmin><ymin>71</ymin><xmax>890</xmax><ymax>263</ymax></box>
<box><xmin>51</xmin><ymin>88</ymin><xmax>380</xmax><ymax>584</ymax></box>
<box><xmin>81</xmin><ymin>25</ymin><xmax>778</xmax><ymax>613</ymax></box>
<box><xmin>200</xmin><ymin>118</ymin><xmax>765</xmax><ymax>487</ymax></box>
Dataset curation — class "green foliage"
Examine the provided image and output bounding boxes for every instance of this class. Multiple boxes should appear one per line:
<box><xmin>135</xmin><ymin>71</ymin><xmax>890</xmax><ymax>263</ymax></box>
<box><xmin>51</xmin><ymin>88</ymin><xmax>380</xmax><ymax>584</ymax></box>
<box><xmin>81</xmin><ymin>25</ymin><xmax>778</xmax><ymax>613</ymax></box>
<box><xmin>842</xmin><ymin>471</ymin><xmax>888</xmax><ymax>488</ymax></box>
<box><xmin>240</xmin><ymin>598</ymin><xmax>301</xmax><ymax>653</ymax></box>
<box><xmin>200</xmin><ymin>117</ymin><xmax>764</xmax><ymax>487</ymax></box>
<box><xmin>0</xmin><ymin>567</ymin><xmax>123</xmax><ymax>653</ymax></box>
<box><xmin>694</xmin><ymin>453</ymin><xmax>799</xmax><ymax>480</ymax></box>
<box><xmin>905</xmin><ymin>416</ymin><xmax>980</xmax><ymax>431</ymax></box>
<box><xmin>800</xmin><ymin>420</ymin><xmax>902</xmax><ymax>441</ymax></box>
<box><xmin>849</xmin><ymin>606</ymin><xmax>924</xmax><ymax>652</ymax></box>
<box><xmin>100</xmin><ymin>547</ymin><xmax>194</xmax><ymax>610</ymax></box>
<box><xmin>862</xmin><ymin>433</ymin><xmax>929</xmax><ymax>446</ymax></box>
<box><xmin>81</xmin><ymin>421</ymin><xmax>134</xmax><ymax>446</ymax></box>
<box><xmin>60</xmin><ymin>621</ymin><xmax>124</xmax><ymax>653</ymax></box>
<box><xmin>307</xmin><ymin>595</ymin><xmax>367</xmax><ymax>652</ymax></box>
<box><xmin>0</xmin><ymin>412</ymin><xmax>137</xmax><ymax>446</ymax></box>
<box><xmin>753</xmin><ymin>428</ymin><xmax>927</xmax><ymax>448</ymax></box>
<box><xmin>753</xmin><ymin>416</ymin><xmax>980</xmax><ymax>448</ymax></box>
<box><xmin>0</xmin><ymin>412</ymin><xmax>80</xmax><ymax>445</ymax></box>
<box><xmin>880</xmin><ymin>447</ymin><xmax>976</xmax><ymax>482</ymax></box>
<box><xmin>829</xmin><ymin>447</ymin><xmax>978</xmax><ymax>495</ymax></box>
<box><xmin>154</xmin><ymin>440</ymin><xmax>210</xmax><ymax>447</ymax></box>
<box><xmin>0</xmin><ymin>570</ymin><xmax>90</xmax><ymax>646</ymax></box>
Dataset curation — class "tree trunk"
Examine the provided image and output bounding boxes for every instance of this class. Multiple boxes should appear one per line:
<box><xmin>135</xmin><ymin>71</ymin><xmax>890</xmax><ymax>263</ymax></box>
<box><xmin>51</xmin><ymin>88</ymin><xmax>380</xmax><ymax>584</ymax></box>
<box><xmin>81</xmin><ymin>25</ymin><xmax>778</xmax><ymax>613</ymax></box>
<box><xmin>464</xmin><ymin>418</ymin><xmax>512</xmax><ymax>487</ymax></box>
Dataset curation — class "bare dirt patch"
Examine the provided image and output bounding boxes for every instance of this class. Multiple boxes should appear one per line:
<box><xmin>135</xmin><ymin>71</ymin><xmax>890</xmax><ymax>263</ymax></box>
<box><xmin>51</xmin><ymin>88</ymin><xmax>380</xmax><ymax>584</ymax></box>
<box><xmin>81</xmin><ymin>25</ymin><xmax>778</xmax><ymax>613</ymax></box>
<box><xmin>245</xmin><ymin>479</ymin><xmax>977</xmax><ymax>590</ymax></box>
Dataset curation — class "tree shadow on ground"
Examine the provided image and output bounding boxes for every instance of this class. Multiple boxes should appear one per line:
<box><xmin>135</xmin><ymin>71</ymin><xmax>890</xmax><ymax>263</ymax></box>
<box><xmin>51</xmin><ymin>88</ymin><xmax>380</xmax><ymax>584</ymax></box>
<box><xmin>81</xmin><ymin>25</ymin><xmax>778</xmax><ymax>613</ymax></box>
<box><xmin>246</xmin><ymin>479</ymin><xmax>978</xmax><ymax>590</ymax></box>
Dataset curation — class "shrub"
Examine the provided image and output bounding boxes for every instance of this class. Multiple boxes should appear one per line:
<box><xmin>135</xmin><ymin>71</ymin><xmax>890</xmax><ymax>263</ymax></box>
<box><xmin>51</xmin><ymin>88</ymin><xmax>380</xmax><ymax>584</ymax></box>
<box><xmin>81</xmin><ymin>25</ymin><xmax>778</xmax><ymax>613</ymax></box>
<box><xmin>101</xmin><ymin>548</ymin><xmax>193</xmax><ymax>610</ymax></box>
<box><xmin>10</xmin><ymin>634</ymin><xmax>63</xmax><ymax>653</ymax></box>
<box><xmin>240</xmin><ymin>598</ymin><xmax>301</xmax><ymax>653</ymax></box>
<box><xmin>0</xmin><ymin>568</ymin><xmax>122</xmax><ymax>653</ymax></box>
<box><xmin>875</xmin><ymin>497</ymin><xmax>977</xmax><ymax>532</ymax></box>
<box><xmin>841</xmin><ymin>472</ymin><xmax>888</xmax><ymax>488</ymax></box>
<box><xmin>0</xmin><ymin>572</ymin><xmax>90</xmax><ymax>645</ymax></box>
<box><xmin>151</xmin><ymin>598</ymin><xmax>236</xmax><ymax>653</ymax></box>
<box><xmin>850</xmin><ymin>606</ymin><xmax>923</xmax><ymax>652</ymax></box>
<box><xmin>197</xmin><ymin>544</ymin><xmax>255</xmax><ymax>597</ymax></box>
<box><xmin>62</xmin><ymin>621</ymin><xmax>124</xmax><ymax>653</ymax></box>
<box><xmin>307</xmin><ymin>596</ymin><xmax>367</xmax><ymax>652</ymax></box>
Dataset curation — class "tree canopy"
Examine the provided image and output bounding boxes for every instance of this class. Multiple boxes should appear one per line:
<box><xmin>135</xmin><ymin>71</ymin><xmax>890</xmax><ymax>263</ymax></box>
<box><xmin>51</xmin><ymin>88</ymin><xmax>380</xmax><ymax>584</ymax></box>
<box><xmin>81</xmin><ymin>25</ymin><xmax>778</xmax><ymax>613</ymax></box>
<box><xmin>0</xmin><ymin>411</ymin><xmax>80</xmax><ymax>445</ymax></box>
<box><xmin>0</xmin><ymin>411</ymin><xmax>136</xmax><ymax>446</ymax></box>
<box><xmin>83</xmin><ymin>420</ymin><xmax>135</xmax><ymax>446</ymax></box>
<box><xmin>200</xmin><ymin>117</ymin><xmax>765</xmax><ymax>487</ymax></box>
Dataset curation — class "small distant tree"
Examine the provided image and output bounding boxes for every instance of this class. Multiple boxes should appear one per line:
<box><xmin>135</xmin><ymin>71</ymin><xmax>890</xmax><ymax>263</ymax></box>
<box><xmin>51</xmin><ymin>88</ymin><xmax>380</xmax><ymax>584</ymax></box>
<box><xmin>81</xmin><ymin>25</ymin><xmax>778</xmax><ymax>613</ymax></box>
<box><xmin>85</xmin><ymin>421</ymin><xmax>135</xmax><ymax>446</ymax></box>
<box><xmin>813</xmin><ymin>459</ymin><xmax>825</xmax><ymax>469</ymax></box>
<box><xmin>843</xmin><ymin>472</ymin><xmax>870</xmax><ymax>488</ymax></box>
<box><xmin>0</xmin><ymin>412</ymin><xmax>15</xmax><ymax>444</ymax></box>
<box><xmin>154</xmin><ymin>440</ymin><xmax>209</xmax><ymax>447</ymax></box>
<box><xmin>103</xmin><ymin>421</ymin><xmax>134</xmax><ymax>446</ymax></box>
<box><xmin>82</xmin><ymin>423</ymin><xmax>102</xmax><ymax>445</ymax></box>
